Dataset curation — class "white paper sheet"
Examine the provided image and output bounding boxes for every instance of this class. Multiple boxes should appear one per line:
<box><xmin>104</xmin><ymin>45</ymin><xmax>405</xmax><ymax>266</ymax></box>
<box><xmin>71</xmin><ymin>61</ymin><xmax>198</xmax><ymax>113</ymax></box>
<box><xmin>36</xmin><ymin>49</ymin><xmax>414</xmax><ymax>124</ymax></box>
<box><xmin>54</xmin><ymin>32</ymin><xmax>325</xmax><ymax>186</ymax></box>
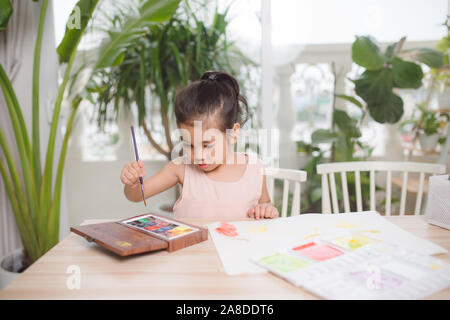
<box><xmin>207</xmin><ymin>211</ymin><xmax>447</xmax><ymax>276</ymax></box>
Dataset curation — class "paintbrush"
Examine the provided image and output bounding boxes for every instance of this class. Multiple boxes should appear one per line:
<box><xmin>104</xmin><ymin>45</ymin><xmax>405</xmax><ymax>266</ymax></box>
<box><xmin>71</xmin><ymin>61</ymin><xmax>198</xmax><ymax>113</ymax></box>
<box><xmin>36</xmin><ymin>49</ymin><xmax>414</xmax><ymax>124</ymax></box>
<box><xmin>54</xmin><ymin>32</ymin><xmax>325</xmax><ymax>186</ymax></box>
<box><xmin>130</xmin><ymin>126</ymin><xmax>147</xmax><ymax>207</ymax></box>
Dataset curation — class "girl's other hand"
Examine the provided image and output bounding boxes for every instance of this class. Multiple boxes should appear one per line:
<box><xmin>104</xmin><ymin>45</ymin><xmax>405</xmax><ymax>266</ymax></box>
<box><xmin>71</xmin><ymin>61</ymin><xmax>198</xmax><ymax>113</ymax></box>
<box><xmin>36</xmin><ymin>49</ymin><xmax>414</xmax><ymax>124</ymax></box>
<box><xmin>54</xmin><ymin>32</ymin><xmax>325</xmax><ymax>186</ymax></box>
<box><xmin>247</xmin><ymin>203</ymin><xmax>279</xmax><ymax>220</ymax></box>
<box><xmin>120</xmin><ymin>160</ymin><xmax>145</xmax><ymax>188</ymax></box>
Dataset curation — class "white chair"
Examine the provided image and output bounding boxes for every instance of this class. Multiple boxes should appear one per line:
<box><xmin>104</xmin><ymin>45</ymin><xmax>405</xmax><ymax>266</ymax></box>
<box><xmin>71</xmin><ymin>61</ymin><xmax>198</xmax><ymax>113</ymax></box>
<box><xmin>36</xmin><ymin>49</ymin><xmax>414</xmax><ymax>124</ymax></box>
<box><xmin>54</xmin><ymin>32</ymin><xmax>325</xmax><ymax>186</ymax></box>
<box><xmin>265</xmin><ymin>168</ymin><xmax>307</xmax><ymax>217</ymax></box>
<box><xmin>317</xmin><ymin>161</ymin><xmax>446</xmax><ymax>215</ymax></box>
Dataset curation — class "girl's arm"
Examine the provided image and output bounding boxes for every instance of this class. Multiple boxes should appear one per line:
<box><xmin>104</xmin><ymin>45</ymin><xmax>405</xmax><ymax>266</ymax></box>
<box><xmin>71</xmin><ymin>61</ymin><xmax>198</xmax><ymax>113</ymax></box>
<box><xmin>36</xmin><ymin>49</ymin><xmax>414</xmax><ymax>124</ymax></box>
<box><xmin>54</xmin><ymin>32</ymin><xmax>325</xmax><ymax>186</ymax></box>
<box><xmin>258</xmin><ymin>174</ymin><xmax>272</xmax><ymax>204</ymax></box>
<box><xmin>122</xmin><ymin>159</ymin><xmax>183</xmax><ymax>203</ymax></box>
<box><xmin>247</xmin><ymin>170</ymin><xmax>279</xmax><ymax>219</ymax></box>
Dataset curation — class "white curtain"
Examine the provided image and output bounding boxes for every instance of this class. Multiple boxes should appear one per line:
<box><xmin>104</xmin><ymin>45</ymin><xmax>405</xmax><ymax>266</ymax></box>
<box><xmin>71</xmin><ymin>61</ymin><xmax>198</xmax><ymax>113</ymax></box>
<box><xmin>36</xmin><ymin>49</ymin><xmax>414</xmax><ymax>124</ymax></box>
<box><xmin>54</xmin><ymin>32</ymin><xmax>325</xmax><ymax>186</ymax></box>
<box><xmin>0</xmin><ymin>0</ymin><xmax>67</xmax><ymax>259</ymax></box>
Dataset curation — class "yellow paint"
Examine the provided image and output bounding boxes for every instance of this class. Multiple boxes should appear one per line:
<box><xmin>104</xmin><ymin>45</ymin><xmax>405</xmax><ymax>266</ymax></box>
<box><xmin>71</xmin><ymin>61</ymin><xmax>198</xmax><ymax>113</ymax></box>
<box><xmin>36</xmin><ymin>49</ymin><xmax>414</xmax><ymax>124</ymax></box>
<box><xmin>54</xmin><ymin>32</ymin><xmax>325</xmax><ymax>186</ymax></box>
<box><xmin>332</xmin><ymin>235</ymin><xmax>377</xmax><ymax>250</ymax></box>
<box><xmin>359</xmin><ymin>229</ymin><xmax>380</xmax><ymax>234</ymax></box>
<box><xmin>304</xmin><ymin>233</ymin><xmax>320</xmax><ymax>239</ymax></box>
<box><xmin>249</xmin><ymin>226</ymin><xmax>267</xmax><ymax>234</ymax></box>
<box><xmin>115</xmin><ymin>241</ymin><xmax>132</xmax><ymax>248</ymax></box>
<box><xmin>430</xmin><ymin>264</ymin><xmax>442</xmax><ymax>270</ymax></box>
<box><xmin>313</xmin><ymin>227</ymin><xmax>320</xmax><ymax>232</ymax></box>
<box><xmin>334</xmin><ymin>222</ymin><xmax>356</xmax><ymax>229</ymax></box>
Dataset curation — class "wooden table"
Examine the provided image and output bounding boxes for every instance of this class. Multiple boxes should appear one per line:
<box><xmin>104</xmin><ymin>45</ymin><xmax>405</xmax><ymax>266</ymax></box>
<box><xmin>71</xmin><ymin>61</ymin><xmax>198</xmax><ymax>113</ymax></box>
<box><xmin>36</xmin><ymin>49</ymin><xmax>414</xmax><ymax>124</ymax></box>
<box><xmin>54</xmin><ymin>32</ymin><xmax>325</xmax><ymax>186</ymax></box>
<box><xmin>0</xmin><ymin>216</ymin><xmax>449</xmax><ymax>300</ymax></box>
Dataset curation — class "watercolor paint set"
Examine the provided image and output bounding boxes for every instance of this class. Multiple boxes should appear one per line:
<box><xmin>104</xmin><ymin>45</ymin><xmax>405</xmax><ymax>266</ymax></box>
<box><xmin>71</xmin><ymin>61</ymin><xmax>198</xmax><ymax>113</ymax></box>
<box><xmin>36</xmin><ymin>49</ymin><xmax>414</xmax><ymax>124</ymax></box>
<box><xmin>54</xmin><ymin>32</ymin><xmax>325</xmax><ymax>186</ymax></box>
<box><xmin>71</xmin><ymin>213</ymin><xmax>208</xmax><ymax>256</ymax></box>
<box><xmin>252</xmin><ymin>242</ymin><xmax>450</xmax><ymax>299</ymax></box>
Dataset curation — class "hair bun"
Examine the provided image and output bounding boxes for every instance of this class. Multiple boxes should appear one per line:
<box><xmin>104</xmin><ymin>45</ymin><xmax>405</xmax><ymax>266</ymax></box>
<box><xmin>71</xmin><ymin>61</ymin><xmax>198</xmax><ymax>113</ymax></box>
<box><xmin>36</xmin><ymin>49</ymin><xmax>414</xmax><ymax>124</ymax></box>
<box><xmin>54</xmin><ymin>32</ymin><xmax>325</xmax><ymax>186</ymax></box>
<box><xmin>201</xmin><ymin>71</ymin><xmax>218</xmax><ymax>82</ymax></box>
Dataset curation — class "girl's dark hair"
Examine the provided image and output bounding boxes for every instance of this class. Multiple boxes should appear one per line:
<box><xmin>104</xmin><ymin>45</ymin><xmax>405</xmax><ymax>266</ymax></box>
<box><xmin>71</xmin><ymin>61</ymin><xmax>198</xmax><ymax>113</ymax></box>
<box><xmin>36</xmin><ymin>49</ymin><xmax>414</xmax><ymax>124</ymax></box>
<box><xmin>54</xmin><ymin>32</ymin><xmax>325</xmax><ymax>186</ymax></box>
<box><xmin>174</xmin><ymin>71</ymin><xmax>250</xmax><ymax>131</ymax></box>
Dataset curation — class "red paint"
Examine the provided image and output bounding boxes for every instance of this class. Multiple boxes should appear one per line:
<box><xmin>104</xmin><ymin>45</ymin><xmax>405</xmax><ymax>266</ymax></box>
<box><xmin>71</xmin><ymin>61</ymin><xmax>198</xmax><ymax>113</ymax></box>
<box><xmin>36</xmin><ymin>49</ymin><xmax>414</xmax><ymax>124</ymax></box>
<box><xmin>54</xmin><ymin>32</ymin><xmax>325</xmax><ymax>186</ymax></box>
<box><xmin>292</xmin><ymin>241</ymin><xmax>344</xmax><ymax>261</ymax></box>
<box><xmin>215</xmin><ymin>222</ymin><xmax>238</xmax><ymax>237</ymax></box>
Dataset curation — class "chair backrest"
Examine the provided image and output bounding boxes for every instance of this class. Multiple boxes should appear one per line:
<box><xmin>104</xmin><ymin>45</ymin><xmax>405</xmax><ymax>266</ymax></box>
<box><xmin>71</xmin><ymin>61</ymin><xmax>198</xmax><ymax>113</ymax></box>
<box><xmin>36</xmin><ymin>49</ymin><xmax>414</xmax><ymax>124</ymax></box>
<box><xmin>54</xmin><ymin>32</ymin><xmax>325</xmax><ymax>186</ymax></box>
<box><xmin>265</xmin><ymin>168</ymin><xmax>307</xmax><ymax>217</ymax></box>
<box><xmin>317</xmin><ymin>161</ymin><xmax>446</xmax><ymax>215</ymax></box>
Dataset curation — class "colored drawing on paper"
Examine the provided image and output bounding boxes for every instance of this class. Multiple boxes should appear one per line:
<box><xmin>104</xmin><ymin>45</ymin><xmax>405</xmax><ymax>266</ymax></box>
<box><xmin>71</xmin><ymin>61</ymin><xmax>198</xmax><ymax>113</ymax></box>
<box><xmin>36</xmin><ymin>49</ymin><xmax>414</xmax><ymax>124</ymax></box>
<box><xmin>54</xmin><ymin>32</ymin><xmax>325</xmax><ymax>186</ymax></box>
<box><xmin>348</xmin><ymin>269</ymin><xmax>403</xmax><ymax>290</ymax></box>
<box><xmin>331</xmin><ymin>235</ymin><xmax>378</xmax><ymax>251</ymax></box>
<box><xmin>215</xmin><ymin>222</ymin><xmax>238</xmax><ymax>237</ymax></box>
<box><xmin>292</xmin><ymin>242</ymin><xmax>344</xmax><ymax>261</ymax></box>
<box><xmin>249</xmin><ymin>225</ymin><xmax>267</xmax><ymax>235</ymax></box>
<box><xmin>259</xmin><ymin>253</ymin><xmax>311</xmax><ymax>273</ymax></box>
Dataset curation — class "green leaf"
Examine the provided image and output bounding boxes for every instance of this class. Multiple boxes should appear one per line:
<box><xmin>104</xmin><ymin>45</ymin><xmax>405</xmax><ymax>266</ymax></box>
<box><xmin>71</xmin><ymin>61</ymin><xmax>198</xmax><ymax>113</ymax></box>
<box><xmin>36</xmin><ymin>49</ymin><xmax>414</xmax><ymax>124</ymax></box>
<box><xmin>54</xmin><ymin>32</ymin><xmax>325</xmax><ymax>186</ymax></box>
<box><xmin>139</xmin><ymin>0</ymin><xmax>181</xmax><ymax>22</ymax></box>
<box><xmin>354</xmin><ymin>68</ymin><xmax>394</xmax><ymax>105</ymax></box>
<box><xmin>311</xmin><ymin>129</ymin><xmax>339</xmax><ymax>144</ymax></box>
<box><xmin>57</xmin><ymin>0</ymin><xmax>99</xmax><ymax>63</ymax></box>
<box><xmin>112</xmin><ymin>51</ymin><xmax>125</xmax><ymax>66</ymax></box>
<box><xmin>334</xmin><ymin>94</ymin><xmax>363</xmax><ymax>109</ymax></box>
<box><xmin>95</xmin><ymin>0</ymin><xmax>180</xmax><ymax>69</ymax></box>
<box><xmin>333</xmin><ymin>109</ymin><xmax>361</xmax><ymax>138</ymax></box>
<box><xmin>368</xmin><ymin>92</ymin><xmax>404</xmax><ymax>124</ymax></box>
<box><xmin>385</xmin><ymin>41</ymin><xmax>398</xmax><ymax>59</ymax></box>
<box><xmin>209</xmin><ymin>9</ymin><xmax>228</xmax><ymax>46</ymax></box>
<box><xmin>392</xmin><ymin>57</ymin><xmax>423</xmax><ymax>88</ymax></box>
<box><xmin>352</xmin><ymin>36</ymin><xmax>386</xmax><ymax>70</ymax></box>
<box><xmin>0</xmin><ymin>0</ymin><xmax>12</xmax><ymax>31</ymax></box>
<box><xmin>400</xmin><ymin>48</ymin><xmax>444</xmax><ymax>69</ymax></box>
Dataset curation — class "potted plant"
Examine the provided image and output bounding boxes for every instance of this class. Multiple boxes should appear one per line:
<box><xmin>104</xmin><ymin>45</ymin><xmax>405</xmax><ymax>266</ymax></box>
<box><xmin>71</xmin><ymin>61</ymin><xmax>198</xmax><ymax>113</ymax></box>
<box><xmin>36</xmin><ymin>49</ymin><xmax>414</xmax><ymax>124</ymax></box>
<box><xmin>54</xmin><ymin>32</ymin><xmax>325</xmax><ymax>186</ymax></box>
<box><xmin>400</xmin><ymin>105</ymin><xmax>449</xmax><ymax>151</ymax></box>
<box><xmin>0</xmin><ymin>0</ymin><xmax>179</xmax><ymax>287</ymax></box>
<box><xmin>74</xmin><ymin>2</ymin><xmax>256</xmax><ymax>214</ymax></box>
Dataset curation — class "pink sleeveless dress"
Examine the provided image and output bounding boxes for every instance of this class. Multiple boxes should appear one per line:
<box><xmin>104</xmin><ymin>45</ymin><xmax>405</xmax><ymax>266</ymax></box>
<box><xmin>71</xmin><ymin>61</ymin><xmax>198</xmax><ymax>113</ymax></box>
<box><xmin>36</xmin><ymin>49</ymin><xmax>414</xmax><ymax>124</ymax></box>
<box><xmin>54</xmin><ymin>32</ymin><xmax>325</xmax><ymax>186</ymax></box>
<box><xmin>173</xmin><ymin>153</ymin><xmax>264</xmax><ymax>219</ymax></box>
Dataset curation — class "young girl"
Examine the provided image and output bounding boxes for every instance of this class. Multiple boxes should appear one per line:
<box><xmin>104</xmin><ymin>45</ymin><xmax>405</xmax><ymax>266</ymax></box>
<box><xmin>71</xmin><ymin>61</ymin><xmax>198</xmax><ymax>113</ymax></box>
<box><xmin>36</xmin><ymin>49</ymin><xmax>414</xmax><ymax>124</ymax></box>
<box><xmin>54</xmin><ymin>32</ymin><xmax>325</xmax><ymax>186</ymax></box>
<box><xmin>120</xmin><ymin>71</ymin><xmax>279</xmax><ymax>220</ymax></box>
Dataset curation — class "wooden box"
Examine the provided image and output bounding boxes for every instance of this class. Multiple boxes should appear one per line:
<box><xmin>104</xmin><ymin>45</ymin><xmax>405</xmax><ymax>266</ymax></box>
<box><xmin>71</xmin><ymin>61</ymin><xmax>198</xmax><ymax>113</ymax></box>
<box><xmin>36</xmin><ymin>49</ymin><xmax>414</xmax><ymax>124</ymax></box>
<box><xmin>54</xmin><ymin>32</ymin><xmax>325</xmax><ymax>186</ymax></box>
<box><xmin>70</xmin><ymin>213</ymin><xmax>208</xmax><ymax>256</ymax></box>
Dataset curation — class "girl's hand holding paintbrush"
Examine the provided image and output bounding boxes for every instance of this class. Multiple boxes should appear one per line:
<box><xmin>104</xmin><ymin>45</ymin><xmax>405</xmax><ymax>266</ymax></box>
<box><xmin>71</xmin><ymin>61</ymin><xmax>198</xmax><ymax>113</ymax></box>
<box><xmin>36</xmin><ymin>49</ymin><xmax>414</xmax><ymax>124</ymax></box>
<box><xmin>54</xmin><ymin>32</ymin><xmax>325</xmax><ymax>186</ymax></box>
<box><xmin>120</xmin><ymin>160</ymin><xmax>146</xmax><ymax>189</ymax></box>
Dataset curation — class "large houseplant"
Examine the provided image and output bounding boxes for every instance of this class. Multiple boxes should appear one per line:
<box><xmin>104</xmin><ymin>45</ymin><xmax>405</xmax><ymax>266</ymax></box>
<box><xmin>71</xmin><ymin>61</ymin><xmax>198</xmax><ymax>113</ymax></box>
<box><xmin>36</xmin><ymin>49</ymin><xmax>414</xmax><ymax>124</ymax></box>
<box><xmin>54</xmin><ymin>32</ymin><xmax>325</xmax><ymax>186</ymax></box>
<box><xmin>78</xmin><ymin>1</ymin><xmax>254</xmax><ymax>161</ymax></box>
<box><xmin>0</xmin><ymin>0</ymin><xmax>180</xmax><ymax>275</ymax></box>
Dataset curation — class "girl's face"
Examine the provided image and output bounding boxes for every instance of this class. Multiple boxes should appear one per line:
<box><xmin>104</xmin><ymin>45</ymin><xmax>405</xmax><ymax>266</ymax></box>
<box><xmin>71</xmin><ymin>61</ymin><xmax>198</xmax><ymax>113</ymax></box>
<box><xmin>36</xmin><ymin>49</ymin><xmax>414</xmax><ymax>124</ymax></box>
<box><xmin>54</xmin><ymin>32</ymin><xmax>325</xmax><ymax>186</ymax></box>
<box><xmin>178</xmin><ymin>116</ymin><xmax>240</xmax><ymax>172</ymax></box>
